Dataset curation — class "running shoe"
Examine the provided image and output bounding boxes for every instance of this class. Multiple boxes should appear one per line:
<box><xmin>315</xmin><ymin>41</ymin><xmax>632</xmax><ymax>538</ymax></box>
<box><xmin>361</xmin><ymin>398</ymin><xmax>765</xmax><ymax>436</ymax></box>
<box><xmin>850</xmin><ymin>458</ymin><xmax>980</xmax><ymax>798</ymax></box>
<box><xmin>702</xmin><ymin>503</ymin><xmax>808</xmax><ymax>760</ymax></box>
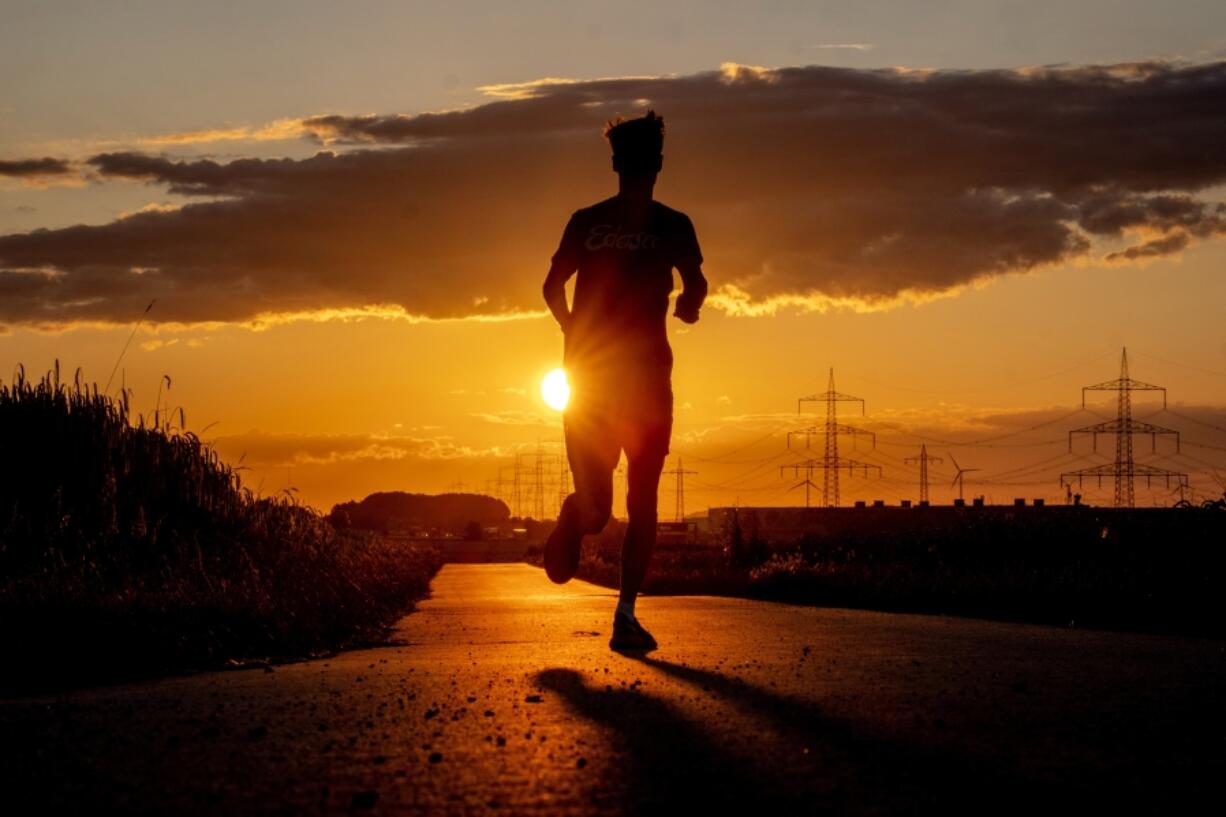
<box><xmin>544</xmin><ymin>515</ymin><xmax>582</xmax><ymax>584</ymax></box>
<box><xmin>609</xmin><ymin>612</ymin><xmax>658</xmax><ymax>652</ymax></box>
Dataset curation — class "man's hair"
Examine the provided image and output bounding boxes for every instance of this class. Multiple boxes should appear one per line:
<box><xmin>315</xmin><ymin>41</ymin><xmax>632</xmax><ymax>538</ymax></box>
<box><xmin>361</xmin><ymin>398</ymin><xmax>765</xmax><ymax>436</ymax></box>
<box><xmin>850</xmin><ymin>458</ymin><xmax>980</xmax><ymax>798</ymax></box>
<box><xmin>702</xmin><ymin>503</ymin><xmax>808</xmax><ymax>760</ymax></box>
<box><xmin>604</xmin><ymin>111</ymin><xmax>664</xmax><ymax>173</ymax></box>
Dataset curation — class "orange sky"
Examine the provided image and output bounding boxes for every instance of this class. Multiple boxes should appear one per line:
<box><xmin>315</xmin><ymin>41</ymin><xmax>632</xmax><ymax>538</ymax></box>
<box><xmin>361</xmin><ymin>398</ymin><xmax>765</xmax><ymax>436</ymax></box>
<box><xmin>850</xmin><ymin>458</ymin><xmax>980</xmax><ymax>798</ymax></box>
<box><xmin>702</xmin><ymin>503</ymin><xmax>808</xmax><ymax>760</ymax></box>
<box><xmin>3</xmin><ymin>238</ymin><xmax>1223</xmax><ymax>513</ymax></box>
<box><xmin>3</xmin><ymin>6</ymin><xmax>1225</xmax><ymax>513</ymax></box>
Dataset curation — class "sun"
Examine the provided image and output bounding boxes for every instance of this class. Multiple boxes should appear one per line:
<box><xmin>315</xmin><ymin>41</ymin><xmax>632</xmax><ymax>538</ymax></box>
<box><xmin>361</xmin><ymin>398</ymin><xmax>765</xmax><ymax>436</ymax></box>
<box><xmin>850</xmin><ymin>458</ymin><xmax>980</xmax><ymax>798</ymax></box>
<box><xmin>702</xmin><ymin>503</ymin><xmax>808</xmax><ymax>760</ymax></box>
<box><xmin>540</xmin><ymin>368</ymin><xmax>570</xmax><ymax>412</ymax></box>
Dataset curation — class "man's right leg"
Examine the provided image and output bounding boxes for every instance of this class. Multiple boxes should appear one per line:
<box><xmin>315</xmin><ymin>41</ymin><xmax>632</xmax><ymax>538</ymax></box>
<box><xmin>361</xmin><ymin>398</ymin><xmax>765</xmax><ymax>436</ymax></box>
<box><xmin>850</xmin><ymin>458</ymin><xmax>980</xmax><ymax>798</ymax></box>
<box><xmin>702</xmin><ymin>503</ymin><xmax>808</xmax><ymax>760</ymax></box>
<box><xmin>544</xmin><ymin>416</ymin><xmax>615</xmax><ymax>584</ymax></box>
<box><xmin>607</xmin><ymin>448</ymin><xmax>666</xmax><ymax>651</ymax></box>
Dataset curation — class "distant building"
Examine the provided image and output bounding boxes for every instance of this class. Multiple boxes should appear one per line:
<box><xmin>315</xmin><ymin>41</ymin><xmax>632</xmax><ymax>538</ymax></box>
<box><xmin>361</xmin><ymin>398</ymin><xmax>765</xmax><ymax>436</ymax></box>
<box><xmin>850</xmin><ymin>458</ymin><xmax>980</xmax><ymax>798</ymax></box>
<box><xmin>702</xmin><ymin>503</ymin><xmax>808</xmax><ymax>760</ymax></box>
<box><xmin>709</xmin><ymin>502</ymin><xmax>1067</xmax><ymax>543</ymax></box>
<box><xmin>656</xmin><ymin>520</ymin><xmax>696</xmax><ymax>546</ymax></box>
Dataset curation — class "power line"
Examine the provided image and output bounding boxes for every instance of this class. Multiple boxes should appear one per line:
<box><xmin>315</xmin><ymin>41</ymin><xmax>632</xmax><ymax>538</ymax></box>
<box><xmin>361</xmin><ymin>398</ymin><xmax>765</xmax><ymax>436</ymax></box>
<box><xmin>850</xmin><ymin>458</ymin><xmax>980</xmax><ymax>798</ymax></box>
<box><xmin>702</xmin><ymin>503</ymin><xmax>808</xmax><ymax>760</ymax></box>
<box><xmin>1181</xmin><ymin>440</ymin><xmax>1226</xmax><ymax>454</ymax></box>
<box><xmin>875</xmin><ymin>436</ymin><xmax>1068</xmax><ymax>449</ymax></box>
<box><xmin>1165</xmin><ymin>449</ymin><xmax>1226</xmax><ymax>473</ymax></box>
<box><xmin>978</xmin><ymin>451</ymin><xmax>1089</xmax><ymax>483</ymax></box>
<box><xmin>840</xmin><ymin>349</ymin><xmax>1118</xmax><ymax>396</ymax></box>
<box><xmin>1162</xmin><ymin>408</ymin><xmax>1226</xmax><ymax>435</ymax></box>
<box><xmin>1129</xmin><ymin>347</ymin><xmax>1226</xmax><ymax>379</ymax></box>
<box><xmin>869</xmin><ymin>407</ymin><xmax>1091</xmax><ymax>448</ymax></box>
<box><xmin>671</xmin><ymin>424</ymin><xmax>791</xmax><ymax>463</ymax></box>
<box><xmin>696</xmin><ymin>450</ymin><xmax>794</xmax><ymax>490</ymax></box>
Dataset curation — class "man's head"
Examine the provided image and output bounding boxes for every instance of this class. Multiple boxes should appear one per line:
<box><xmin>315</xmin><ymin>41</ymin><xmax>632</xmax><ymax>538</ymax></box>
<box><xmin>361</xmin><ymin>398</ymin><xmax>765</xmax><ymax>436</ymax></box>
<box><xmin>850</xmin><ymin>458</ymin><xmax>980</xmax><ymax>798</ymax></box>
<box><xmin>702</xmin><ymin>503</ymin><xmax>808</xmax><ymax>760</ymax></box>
<box><xmin>605</xmin><ymin>111</ymin><xmax>664</xmax><ymax>179</ymax></box>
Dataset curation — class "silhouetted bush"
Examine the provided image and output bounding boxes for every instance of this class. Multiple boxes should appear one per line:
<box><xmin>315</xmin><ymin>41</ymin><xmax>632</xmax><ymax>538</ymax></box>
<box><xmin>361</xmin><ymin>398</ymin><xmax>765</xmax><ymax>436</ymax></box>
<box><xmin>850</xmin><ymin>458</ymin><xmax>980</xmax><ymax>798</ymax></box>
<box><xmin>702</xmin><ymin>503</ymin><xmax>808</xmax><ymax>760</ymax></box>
<box><xmin>0</xmin><ymin>365</ymin><xmax>443</xmax><ymax>690</ymax></box>
<box><xmin>530</xmin><ymin>503</ymin><xmax>1226</xmax><ymax>637</ymax></box>
<box><xmin>741</xmin><ymin>507</ymin><xmax>1226</xmax><ymax>635</ymax></box>
<box><xmin>721</xmin><ymin>508</ymin><xmax>771</xmax><ymax>569</ymax></box>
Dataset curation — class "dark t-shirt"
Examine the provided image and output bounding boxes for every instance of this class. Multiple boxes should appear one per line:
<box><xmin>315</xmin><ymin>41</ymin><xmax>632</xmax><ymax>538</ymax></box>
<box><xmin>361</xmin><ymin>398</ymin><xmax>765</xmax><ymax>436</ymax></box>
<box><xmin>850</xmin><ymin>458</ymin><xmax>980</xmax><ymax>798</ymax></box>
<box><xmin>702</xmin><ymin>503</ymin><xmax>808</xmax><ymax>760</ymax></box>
<box><xmin>551</xmin><ymin>197</ymin><xmax>702</xmax><ymax>379</ymax></box>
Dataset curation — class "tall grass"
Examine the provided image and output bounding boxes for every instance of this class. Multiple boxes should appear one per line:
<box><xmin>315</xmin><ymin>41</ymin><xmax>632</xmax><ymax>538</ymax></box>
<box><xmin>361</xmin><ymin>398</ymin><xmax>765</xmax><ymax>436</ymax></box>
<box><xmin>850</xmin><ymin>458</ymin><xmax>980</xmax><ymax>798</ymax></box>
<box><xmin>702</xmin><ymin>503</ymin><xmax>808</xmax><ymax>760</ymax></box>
<box><xmin>1</xmin><ymin>364</ymin><xmax>441</xmax><ymax>690</ymax></box>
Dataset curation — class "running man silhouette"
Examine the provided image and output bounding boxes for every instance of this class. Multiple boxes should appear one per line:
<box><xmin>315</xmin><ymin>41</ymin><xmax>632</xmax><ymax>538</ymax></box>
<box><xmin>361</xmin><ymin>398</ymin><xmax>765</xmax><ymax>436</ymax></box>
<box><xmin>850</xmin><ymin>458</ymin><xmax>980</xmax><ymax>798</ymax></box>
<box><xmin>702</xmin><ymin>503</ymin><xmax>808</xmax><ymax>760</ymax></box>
<box><xmin>543</xmin><ymin>111</ymin><xmax>707</xmax><ymax>652</ymax></box>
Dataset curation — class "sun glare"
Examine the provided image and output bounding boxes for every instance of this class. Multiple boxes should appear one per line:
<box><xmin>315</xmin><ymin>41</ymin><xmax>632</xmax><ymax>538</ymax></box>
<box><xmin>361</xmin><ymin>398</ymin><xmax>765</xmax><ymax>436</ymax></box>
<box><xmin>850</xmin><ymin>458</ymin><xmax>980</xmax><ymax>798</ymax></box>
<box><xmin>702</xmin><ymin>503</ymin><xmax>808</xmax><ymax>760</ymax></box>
<box><xmin>541</xmin><ymin>368</ymin><xmax>570</xmax><ymax>412</ymax></box>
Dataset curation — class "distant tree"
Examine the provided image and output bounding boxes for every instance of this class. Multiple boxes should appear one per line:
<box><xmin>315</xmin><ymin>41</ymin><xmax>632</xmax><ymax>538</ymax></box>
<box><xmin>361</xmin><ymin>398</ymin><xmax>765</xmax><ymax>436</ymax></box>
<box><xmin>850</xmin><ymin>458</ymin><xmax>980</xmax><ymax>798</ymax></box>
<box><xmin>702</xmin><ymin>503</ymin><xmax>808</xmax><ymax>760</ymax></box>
<box><xmin>723</xmin><ymin>508</ymin><xmax>768</xmax><ymax>569</ymax></box>
<box><xmin>327</xmin><ymin>491</ymin><xmax>509</xmax><ymax>534</ymax></box>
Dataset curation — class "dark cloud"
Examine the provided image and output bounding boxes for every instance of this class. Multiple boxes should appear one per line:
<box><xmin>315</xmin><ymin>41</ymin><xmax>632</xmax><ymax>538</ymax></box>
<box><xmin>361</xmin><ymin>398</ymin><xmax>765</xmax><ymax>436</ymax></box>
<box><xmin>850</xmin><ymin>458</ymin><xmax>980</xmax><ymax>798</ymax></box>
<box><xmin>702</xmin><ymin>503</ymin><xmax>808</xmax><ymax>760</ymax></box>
<box><xmin>0</xmin><ymin>157</ymin><xmax>73</xmax><ymax>178</ymax></box>
<box><xmin>1076</xmin><ymin>191</ymin><xmax>1225</xmax><ymax>237</ymax></box>
<box><xmin>2</xmin><ymin>61</ymin><xmax>1225</xmax><ymax>327</ymax></box>
<box><xmin>1105</xmin><ymin>232</ymin><xmax>1191</xmax><ymax>261</ymax></box>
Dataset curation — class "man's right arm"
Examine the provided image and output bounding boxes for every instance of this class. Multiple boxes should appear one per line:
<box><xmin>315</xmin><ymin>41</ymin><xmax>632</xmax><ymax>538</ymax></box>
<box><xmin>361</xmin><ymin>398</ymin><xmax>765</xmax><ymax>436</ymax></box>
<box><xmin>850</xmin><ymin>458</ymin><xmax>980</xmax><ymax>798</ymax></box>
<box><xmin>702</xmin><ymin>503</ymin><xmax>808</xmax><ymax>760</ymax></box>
<box><xmin>544</xmin><ymin>213</ymin><xmax>581</xmax><ymax>334</ymax></box>
<box><xmin>542</xmin><ymin>258</ymin><xmax>576</xmax><ymax>335</ymax></box>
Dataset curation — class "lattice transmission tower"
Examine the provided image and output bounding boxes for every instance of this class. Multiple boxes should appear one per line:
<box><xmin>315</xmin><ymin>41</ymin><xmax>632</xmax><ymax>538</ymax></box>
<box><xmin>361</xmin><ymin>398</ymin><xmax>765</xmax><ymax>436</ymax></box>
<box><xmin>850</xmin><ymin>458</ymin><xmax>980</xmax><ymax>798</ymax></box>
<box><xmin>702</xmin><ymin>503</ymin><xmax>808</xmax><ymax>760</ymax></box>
<box><xmin>905</xmin><ymin>444</ymin><xmax>943</xmax><ymax>504</ymax></box>
<box><xmin>786</xmin><ymin>368</ymin><xmax>881</xmax><ymax>507</ymax></box>
<box><xmin>664</xmin><ymin>458</ymin><xmax>697</xmax><ymax>522</ymax></box>
<box><xmin>496</xmin><ymin>464</ymin><xmax>517</xmax><ymax>514</ymax></box>
<box><xmin>1059</xmin><ymin>348</ymin><xmax>1187</xmax><ymax>507</ymax></box>
<box><xmin>510</xmin><ymin>443</ymin><xmax>565</xmax><ymax>519</ymax></box>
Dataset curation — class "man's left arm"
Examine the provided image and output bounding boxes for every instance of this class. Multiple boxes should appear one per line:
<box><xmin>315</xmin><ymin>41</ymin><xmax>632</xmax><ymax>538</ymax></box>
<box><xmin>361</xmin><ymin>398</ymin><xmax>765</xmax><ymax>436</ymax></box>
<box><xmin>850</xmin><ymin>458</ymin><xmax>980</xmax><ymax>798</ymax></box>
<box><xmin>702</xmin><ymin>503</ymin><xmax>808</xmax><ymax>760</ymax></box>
<box><xmin>673</xmin><ymin>260</ymin><xmax>707</xmax><ymax>324</ymax></box>
<box><xmin>673</xmin><ymin>213</ymin><xmax>707</xmax><ymax>324</ymax></box>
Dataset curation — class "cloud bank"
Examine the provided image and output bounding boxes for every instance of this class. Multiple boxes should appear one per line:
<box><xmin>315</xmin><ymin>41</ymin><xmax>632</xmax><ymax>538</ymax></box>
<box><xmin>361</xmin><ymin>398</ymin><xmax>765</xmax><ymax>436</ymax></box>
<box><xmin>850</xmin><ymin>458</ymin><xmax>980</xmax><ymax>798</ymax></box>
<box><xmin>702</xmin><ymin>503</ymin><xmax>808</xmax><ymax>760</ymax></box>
<box><xmin>0</xmin><ymin>157</ymin><xmax>73</xmax><ymax>179</ymax></box>
<box><xmin>2</xmin><ymin>60</ymin><xmax>1225</xmax><ymax>328</ymax></box>
<box><xmin>212</xmin><ymin>431</ymin><xmax>502</xmax><ymax>468</ymax></box>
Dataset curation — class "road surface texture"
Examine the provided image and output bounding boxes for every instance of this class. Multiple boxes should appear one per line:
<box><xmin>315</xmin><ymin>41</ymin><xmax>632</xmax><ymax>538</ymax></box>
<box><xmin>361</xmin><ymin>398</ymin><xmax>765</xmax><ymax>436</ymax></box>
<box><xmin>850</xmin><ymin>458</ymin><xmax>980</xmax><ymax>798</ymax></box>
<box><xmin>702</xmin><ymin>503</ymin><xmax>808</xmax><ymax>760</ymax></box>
<box><xmin>2</xmin><ymin>563</ymin><xmax>1224</xmax><ymax>815</ymax></box>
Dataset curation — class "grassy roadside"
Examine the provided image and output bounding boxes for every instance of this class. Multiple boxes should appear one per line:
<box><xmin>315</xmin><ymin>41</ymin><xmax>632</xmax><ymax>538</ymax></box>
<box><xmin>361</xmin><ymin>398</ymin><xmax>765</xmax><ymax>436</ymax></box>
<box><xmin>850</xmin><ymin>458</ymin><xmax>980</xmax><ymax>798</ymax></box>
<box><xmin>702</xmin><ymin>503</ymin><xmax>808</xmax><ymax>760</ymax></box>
<box><xmin>1</xmin><ymin>366</ymin><xmax>443</xmax><ymax>692</ymax></box>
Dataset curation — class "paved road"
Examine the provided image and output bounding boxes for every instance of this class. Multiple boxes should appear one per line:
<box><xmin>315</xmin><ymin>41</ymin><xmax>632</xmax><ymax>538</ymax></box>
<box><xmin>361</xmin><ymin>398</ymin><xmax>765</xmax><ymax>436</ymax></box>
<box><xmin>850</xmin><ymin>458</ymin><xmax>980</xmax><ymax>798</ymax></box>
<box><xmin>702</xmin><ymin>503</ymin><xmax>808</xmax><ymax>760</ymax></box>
<box><xmin>3</xmin><ymin>563</ymin><xmax>1224</xmax><ymax>815</ymax></box>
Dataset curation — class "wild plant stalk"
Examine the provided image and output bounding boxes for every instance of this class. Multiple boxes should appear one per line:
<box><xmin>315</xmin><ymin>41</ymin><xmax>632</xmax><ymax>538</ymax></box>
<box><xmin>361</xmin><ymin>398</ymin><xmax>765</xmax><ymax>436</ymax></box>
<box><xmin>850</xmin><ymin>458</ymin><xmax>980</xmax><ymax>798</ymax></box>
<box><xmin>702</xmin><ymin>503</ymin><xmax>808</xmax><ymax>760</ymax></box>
<box><xmin>0</xmin><ymin>363</ymin><xmax>443</xmax><ymax>682</ymax></box>
<box><xmin>103</xmin><ymin>298</ymin><xmax>156</xmax><ymax>395</ymax></box>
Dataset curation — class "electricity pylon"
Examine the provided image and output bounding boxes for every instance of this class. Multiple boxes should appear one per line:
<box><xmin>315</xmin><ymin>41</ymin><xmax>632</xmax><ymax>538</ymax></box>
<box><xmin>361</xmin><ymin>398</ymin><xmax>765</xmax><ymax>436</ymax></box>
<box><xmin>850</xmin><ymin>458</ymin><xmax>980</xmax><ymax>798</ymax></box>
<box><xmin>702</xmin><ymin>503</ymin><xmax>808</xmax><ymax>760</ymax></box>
<box><xmin>511</xmin><ymin>457</ymin><xmax>523</xmax><ymax>517</ymax></box>
<box><xmin>664</xmin><ymin>458</ymin><xmax>697</xmax><ymax>522</ymax></box>
<box><xmin>533</xmin><ymin>442</ymin><xmax>546</xmax><ymax>520</ymax></box>
<box><xmin>513</xmin><ymin>443</ymin><xmax>564</xmax><ymax>520</ymax></box>
<box><xmin>905</xmin><ymin>444</ymin><xmax>943</xmax><ymax>503</ymax></box>
<box><xmin>1060</xmin><ymin>348</ymin><xmax>1187</xmax><ymax>507</ymax></box>
<box><xmin>496</xmin><ymin>464</ymin><xmax>516</xmax><ymax>513</ymax></box>
<box><xmin>788</xmin><ymin>368</ymin><xmax>880</xmax><ymax>507</ymax></box>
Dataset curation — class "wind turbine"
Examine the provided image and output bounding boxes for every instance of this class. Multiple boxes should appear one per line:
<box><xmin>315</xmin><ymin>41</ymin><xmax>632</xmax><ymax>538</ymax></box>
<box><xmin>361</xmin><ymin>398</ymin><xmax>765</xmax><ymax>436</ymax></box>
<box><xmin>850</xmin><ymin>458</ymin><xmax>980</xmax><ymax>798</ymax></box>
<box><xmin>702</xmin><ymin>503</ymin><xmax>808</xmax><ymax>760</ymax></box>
<box><xmin>949</xmin><ymin>454</ymin><xmax>980</xmax><ymax>502</ymax></box>
<box><xmin>780</xmin><ymin>462</ymin><xmax>819</xmax><ymax>508</ymax></box>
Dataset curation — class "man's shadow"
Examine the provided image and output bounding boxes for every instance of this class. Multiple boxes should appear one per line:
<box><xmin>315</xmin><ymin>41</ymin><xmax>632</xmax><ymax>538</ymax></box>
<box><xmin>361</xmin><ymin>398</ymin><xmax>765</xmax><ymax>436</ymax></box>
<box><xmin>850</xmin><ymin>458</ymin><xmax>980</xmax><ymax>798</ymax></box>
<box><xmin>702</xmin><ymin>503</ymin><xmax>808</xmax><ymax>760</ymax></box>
<box><xmin>536</xmin><ymin>657</ymin><xmax>1078</xmax><ymax>816</ymax></box>
<box><xmin>535</xmin><ymin>666</ymin><xmax>810</xmax><ymax>814</ymax></box>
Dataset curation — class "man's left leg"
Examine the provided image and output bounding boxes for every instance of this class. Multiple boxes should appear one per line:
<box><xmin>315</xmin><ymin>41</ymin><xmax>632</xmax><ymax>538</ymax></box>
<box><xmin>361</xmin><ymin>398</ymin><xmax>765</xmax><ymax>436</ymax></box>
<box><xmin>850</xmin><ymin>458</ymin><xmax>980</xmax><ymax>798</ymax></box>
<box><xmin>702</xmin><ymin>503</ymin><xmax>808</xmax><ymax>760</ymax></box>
<box><xmin>619</xmin><ymin>446</ymin><xmax>666</xmax><ymax>607</ymax></box>
<box><xmin>609</xmin><ymin>423</ymin><xmax>668</xmax><ymax>652</ymax></box>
